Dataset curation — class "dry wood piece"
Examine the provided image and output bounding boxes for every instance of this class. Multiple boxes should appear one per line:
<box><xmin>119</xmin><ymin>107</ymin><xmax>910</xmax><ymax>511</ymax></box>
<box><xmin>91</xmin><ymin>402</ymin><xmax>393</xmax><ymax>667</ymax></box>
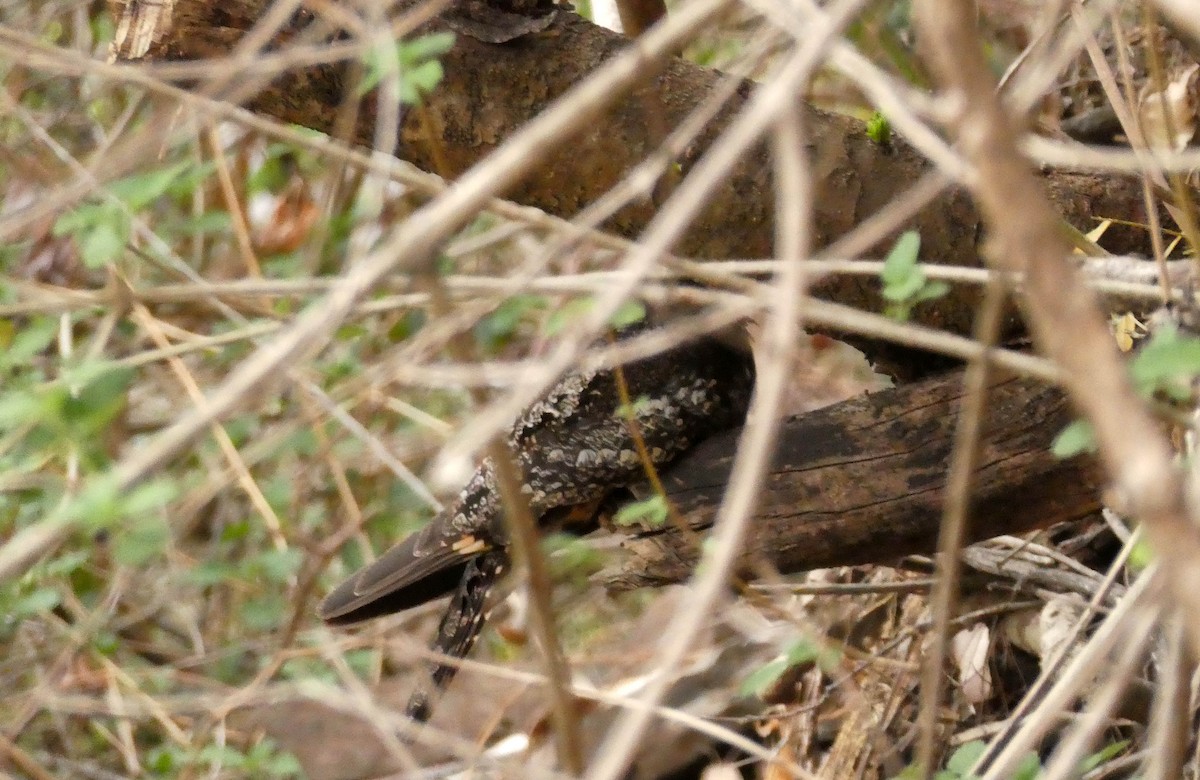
<box><xmin>600</xmin><ymin>370</ymin><xmax>1103</xmax><ymax>589</ymax></box>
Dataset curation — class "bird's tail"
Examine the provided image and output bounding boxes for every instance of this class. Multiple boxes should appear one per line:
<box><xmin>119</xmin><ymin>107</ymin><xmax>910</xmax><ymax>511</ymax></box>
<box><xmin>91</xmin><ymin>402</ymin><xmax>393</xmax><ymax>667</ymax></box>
<box><xmin>406</xmin><ymin>549</ymin><xmax>508</xmax><ymax>721</ymax></box>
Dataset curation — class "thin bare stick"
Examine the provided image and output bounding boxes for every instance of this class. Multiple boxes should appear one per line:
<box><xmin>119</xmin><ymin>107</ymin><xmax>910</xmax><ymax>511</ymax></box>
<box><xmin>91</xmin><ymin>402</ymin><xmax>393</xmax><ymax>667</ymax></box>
<box><xmin>1037</xmin><ymin>614</ymin><xmax>1156</xmax><ymax>780</ymax></box>
<box><xmin>1143</xmin><ymin>615</ymin><xmax>1191</xmax><ymax>780</ymax></box>
<box><xmin>978</xmin><ymin>569</ymin><xmax>1162</xmax><ymax>779</ymax></box>
<box><xmin>486</xmin><ymin>443</ymin><xmax>584</xmax><ymax>773</ymax></box>
<box><xmin>584</xmin><ymin>1</ymin><xmax>870</xmax><ymax>772</ymax></box>
<box><xmin>1152</xmin><ymin>0</ymin><xmax>1200</xmax><ymax>44</ymax></box>
<box><xmin>914</xmin><ymin>274</ymin><xmax>1009</xmax><ymax>775</ymax></box>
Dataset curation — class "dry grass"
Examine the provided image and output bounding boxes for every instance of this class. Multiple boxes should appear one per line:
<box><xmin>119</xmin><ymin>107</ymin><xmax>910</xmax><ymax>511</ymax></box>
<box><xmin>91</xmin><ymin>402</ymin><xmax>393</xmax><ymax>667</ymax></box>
<box><xmin>1</xmin><ymin>0</ymin><xmax>1199</xmax><ymax>778</ymax></box>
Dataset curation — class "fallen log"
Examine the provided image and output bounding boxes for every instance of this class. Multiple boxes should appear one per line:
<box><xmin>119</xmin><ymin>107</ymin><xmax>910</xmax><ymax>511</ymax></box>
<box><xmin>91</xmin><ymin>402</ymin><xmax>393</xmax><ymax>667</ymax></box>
<box><xmin>107</xmin><ymin>0</ymin><xmax>1168</xmax><ymax>352</ymax></box>
<box><xmin>601</xmin><ymin>370</ymin><xmax>1103</xmax><ymax>589</ymax></box>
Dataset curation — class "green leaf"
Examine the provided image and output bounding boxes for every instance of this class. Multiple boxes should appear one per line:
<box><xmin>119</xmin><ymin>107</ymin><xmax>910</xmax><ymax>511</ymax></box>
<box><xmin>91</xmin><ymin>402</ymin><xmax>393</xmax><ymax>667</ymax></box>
<box><xmin>739</xmin><ymin>657</ymin><xmax>791</xmax><ymax>697</ymax></box>
<box><xmin>120</xmin><ymin>479</ymin><xmax>178</xmax><ymax>517</ymax></box>
<box><xmin>545</xmin><ymin>297</ymin><xmax>595</xmax><ymax>336</ymax></box>
<box><xmin>64</xmin><ymin>363</ymin><xmax>134</xmax><ymax>431</ymax></box>
<box><xmin>114</xmin><ymin>515</ymin><xmax>170</xmax><ymax>565</ymax></box>
<box><xmin>91</xmin><ymin>630</ymin><xmax>119</xmax><ymax>655</ymax></box>
<box><xmin>72</xmin><ymin>476</ymin><xmax>175</xmax><ymax>552</ymax></box>
<box><xmin>945</xmin><ymin>741</ymin><xmax>985</xmax><ymax>775</ymax></box>
<box><xmin>145</xmin><ymin>745</ymin><xmax>179</xmax><ymax>773</ymax></box>
<box><xmin>1051</xmin><ymin>419</ymin><xmax>1097</xmax><ymax>458</ymax></box>
<box><xmin>613</xmin><ymin>494</ymin><xmax>668</xmax><ymax>527</ymax></box>
<box><xmin>197</xmin><ymin>743</ymin><xmax>246</xmax><ymax>768</ymax></box>
<box><xmin>241</xmin><ymin>593</ymin><xmax>286</xmax><ymax>631</ymax></box>
<box><xmin>70</xmin><ymin>474</ymin><xmax>124</xmax><ymax>528</ymax></box>
<box><xmin>881</xmin><ymin>231</ymin><xmax>921</xmax><ymax>286</ymax></box>
<box><xmin>388</xmin><ymin>309</ymin><xmax>426</xmax><ymax>342</ymax></box>
<box><xmin>1080</xmin><ymin>739</ymin><xmax>1128</xmax><ymax>772</ymax></box>
<box><xmin>171</xmin><ymin>210</ymin><xmax>233</xmax><ymax>235</ymax></box>
<box><xmin>52</xmin><ymin>203</ymin><xmax>107</xmax><ymax>236</ymax></box>
<box><xmin>543</xmin><ymin>532</ymin><xmax>603</xmax><ymax>578</ymax></box>
<box><xmin>187</xmin><ymin>561</ymin><xmax>238</xmax><ymax>587</ymax></box>
<box><xmin>882</xmin><ymin>273</ymin><xmax>925</xmax><ymax>302</ymax></box>
<box><xmin>256</xmin><ymin>548</ymin><xmax>303</xmax><ymax>583</ymax></box>
<box><xmin>1129</xmin><ymin>326</ymin><xmax>1200</xmax><ymax>399</ymax></box>
<box><xmin>336</xmin><ymin>323</ymin><xmax>368</xmax><ymax>342</ymax></box>
<box><xmin>8</xmin><ymin>315</ymin><xmax>58</xmax><ymax>361</ymax></box>
<box><xmin>247</xmin><ymin>147</ymin><xmax>292</xmax><ymax>193</ymax></box>
<box><xmin>221</xmin><ymin>518</ymin><xmax>252</xmax><ymax>542</ymax></box>
<box><xmin>1010</xmin><ymin>752</ymin><xmax>1042</xmax><ymax>780</ymax></box>
<box><xmin>280</xmin><ymin>427</ymin><xmax>319</xmax><ymax>457</ymax></box>
<box><xmin>739</xmin><ymin>638</ymin><xmax>826</xmax><ymax>697</ymax></box>
<box><xmin>344</xmin><ymin>648</ymin><xmax>377</xmax><ymax>678</ymax></box>
<box><xmin>358</xmin><ymin>32</ymin><xmax>455</xmax><ymax>101</ymax></box>
<box><xmin>866</xmin><ymin>111</ymin><xmax>892</xmax><ymax>145</ymax></box>
<box><xmin>107</xmin><ymin>159</ymin><xmax>192</xmax><ymax>210</ymax></box>
<box><xmin>13</xmin><ymin>586</ymin><xmax>61</xmax><ymax>618</ymax></box>
<box><xmin>474</xmin><ymin>294</ymin><xmax>547</xmax><ymax>351</ymax></box>
<box><xmin>610</xmin><ymin>299</ymin><xmax>647</xmax><ymax>330</ymax></box>
<box><xmin>79</xmin><ymin>218</ymin><xmax>128</xmax><ymax>268</ymax></box>
<box><xmin>914</xmin><ymin>280</ymin><xmax>950</xmax><ymax>303</ymax></box>
<box><xmin>162</xmin><ymin>159</ymin><xmax>218</xmax><ymax>200</ymax></box>
<box><xmin>881</xmin><ymin>231</ymin><xmax>945</xmax><ymax>320</ymax></box>
<box><xmin>888</xmin><ymin>764</ymin><xmax>923</xmax><ymax>780</ymax></box>
<box><xmin>1128</xmin><ymin>537</ymin><xmax>1155</xmax><ymax>573</ymax></box>
<box><xmin>0</xmin><ymin>390</ymin><xmax>41</xmax><ymax>430</ymax></box>
<box><xmin>398</xmin><ymin>31</ymin><xmax>456</xmax><ymax>64</ymax></box>
<box><xmin>52</xmin><ymin>160</ymin><xmax>198</xmax><ymax>270</ymax></box>
<box><xmin>44</xmin><ymin>549</ymin><xmax>89</xmax><ymax>576</ymax></box>
<box><xmin>614</xmin><ymin>394</ymin><xmax>653</xmax><ymax>419</ymax></box>
<box><xmin>399</xmin><ymin>61</ymin><xmax>444</xmax><ymax>104</ymax></box>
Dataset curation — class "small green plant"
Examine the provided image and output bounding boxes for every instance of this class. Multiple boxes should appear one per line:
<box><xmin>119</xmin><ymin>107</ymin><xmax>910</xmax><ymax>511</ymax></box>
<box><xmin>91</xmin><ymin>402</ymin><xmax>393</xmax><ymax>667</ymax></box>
<box><xmin>69</xmin><ymin>475</ymin><xmax>178</xmax><ymax>565</ymax></box>
<box><xmin>1053</xmin><ymin>324</ymin><xmax>1200</xmax><ymax>461</ymax></box>
<box><xmin>544</xmin><ymin>296</ymin><xmax>647</xmax><ymax>336</ymax></box>
<box><xmin>1128</xmin><ymin>324</ymin><xmax>1200</xmax><ymax>400</ymax></box>
<box><xmin>0</xmin><ymin>348</ymin><xmax>177</xmax><ymax>569</ymax></box>
<box><xmin>880</xmin><ymin>231</ymin><xmax>948</xmax><ymax>320</ymax></box>
<box><xmin>1050</xmin><ymin>418</ymin><xmax>1097</xmax><ymax>459</ymax></box>
<box><xmin>357</xmin><ymin>32</ymin><xmax>456</xmax><ymax>102</ymax></box>
<box><xmin>613</xmin><ymin>494</ymin><xmax>668</xmax><ymax>527</ymax></box>
<box><xmin>543</xmin><ymin>532</ymin><xmax>604</xmax><ymax>580</ymax></box>
<box><xmin>187</xmin><ymin>531</ymin><xmax>304</xmax><ymax>632</ymax></box>
<box><xmin>890</xmin><ymin>738</ymin><xmax>1128</xmax><ymax>780</ymax></box>
<box><xmin>52</xmin><ymin>159</ymin><xmax>213</xmax><ymax>268</ymax></box>
<box><xmin>474</xmin><ymin>294</ymin><xmax>548</xmax><ymax>352</ymax></box>
<box><xmin>889</xmin><ymin>740</ymin><xmax>1037</xmax><ymax>780</ymax></box>
<box><xmin>866</xmin><ymin>110</ymin><xmax>892</xmax><ymax>147</ymax></box>
<box><xmin>739</xmin><ymin>637</ymin><xmax>839</xmax><ymax>698</ymax></box>
<box><xmin>146</xmin><ymin>736</ymin><xmax>301</xmax><ymax>778</ymax></box>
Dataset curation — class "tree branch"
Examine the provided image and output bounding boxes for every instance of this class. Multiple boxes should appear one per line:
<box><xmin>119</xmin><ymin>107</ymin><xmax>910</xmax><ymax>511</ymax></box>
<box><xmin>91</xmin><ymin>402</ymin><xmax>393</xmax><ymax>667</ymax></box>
<box><xmin>110</xmin><ymin>0</ymin><xmax>1171</xmax><ymax>355</ymax></box>
<box><xmin>600</xmin><ymin>371</ymin><xmax>1101</xmax><ymax>589</ymax></box>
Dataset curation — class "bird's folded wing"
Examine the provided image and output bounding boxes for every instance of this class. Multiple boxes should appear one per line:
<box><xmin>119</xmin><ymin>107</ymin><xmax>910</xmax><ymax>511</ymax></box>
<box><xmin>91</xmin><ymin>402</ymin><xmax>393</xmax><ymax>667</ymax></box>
<box><xmin>317</xmin><ymin>520</ymin><xmax>493</xmax><ymax>624</ymax></box>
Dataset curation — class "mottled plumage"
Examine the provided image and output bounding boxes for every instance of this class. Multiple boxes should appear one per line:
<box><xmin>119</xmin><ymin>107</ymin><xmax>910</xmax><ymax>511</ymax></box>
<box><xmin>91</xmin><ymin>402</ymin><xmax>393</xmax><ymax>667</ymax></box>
<box><xmin>319</xmin><ymin>333</ymin><xmax>755</xmax><ymax>719</ymax></box>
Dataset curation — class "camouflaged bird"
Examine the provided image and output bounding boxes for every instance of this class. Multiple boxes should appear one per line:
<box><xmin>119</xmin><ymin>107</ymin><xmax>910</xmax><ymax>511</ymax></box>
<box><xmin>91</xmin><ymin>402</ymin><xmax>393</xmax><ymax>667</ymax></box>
<box><xmin>319</xmin><ymin>331</ymin><xmax>755</xmax><ymax>720</ymax></box>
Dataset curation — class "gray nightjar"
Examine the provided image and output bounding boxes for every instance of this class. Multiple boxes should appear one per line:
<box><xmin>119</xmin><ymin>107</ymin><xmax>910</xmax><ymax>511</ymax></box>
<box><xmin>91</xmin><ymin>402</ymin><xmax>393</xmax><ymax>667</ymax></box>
<box><xmin>319</xmin><ymin>330</ymin><xmax>755</xmax><ymax>720</ymax></box>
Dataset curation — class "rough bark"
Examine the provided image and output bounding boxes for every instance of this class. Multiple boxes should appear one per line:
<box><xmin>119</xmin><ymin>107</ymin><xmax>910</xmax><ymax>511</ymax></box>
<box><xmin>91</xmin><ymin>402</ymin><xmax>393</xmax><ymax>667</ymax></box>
<box><xmin>600</xmin><ymin>371</ymin><xmax>1102</xmax><ymax>589</ymax></box>
<box><xmin>112</xmin><ymin>0</ymin><xmax>1168</xmax><ymax>347</ymax></box>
